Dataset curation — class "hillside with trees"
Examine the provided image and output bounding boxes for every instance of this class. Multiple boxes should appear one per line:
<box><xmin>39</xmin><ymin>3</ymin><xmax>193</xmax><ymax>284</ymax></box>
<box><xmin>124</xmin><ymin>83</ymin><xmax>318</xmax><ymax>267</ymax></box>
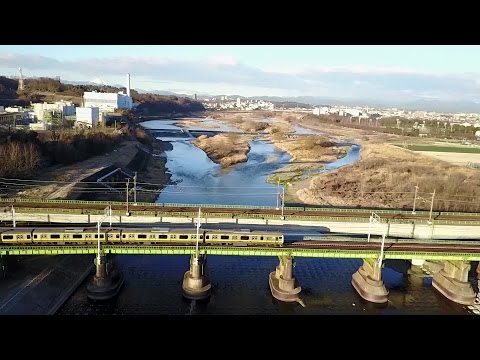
<box><xmin>0</xmin><ymin>127</ymin><xmax>126</xmax><ymax>178</ymax></box>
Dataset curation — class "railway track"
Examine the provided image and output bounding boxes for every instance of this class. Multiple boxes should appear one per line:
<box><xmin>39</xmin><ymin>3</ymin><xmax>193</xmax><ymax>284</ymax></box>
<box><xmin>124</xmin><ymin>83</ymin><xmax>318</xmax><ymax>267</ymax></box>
<box><xmin>288</xmin><ymin>240</ymin><xmax>480</xmax><ymax>253</ymax></box>
<box><xmin>2</xmin><ymin>200</ymin><xmax>480</xmax><ymax>222</ymax></box>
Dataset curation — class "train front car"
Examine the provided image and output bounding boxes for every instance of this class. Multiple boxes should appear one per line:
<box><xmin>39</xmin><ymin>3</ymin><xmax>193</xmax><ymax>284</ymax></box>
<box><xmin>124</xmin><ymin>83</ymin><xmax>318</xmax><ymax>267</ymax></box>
<box><xmin>204</xmin><ymin>229</ymin><xmax>284</xmax><ymax>247</ymax></box>
<box><xmin>0</xmin><ymin>227</ymin><xmax>34</xmax><ymax>244</ymax></box>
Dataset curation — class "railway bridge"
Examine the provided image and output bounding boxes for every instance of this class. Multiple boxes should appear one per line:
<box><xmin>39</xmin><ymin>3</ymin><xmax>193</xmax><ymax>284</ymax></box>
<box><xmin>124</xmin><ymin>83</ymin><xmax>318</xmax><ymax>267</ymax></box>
<box><xmin>1</xmin><ymin>198</ymin><xmax>479</xmax><ymax>305</ymax></box>
<box><xmin>1</xmin><ymin>236</ymin><xmax>479</xmax><ymax>307</ymax></box>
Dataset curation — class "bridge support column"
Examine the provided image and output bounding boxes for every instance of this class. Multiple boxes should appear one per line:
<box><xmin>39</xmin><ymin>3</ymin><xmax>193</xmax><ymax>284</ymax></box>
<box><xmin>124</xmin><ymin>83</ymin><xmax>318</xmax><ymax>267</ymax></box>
<box><xmin>182</xmin><ymin>254</ymin><xmax>211</xmax><ymax>300</ymax></box>
<box><xmin>86</xmin><ymin>254</ymin><xmax>124</xmax><ymax>301</ymax></box>
<box><xmin>432</xmin><ymin>261</ymin><xmax>475</xmax><ymax>305</ymax></box>
<box><xmin>269</xmin><ymin>256</ymin><xmax>304</xmax><ymax>306</ymax></box>
<box><xmin>407</xmin><ymin>259</ymin><xmax>428</xmax><ymax>285</ymax></box>
<box><xmin>352</xmin><ymin>258</ymin><xmax>389</xmax><ymax>303</ymax></box>
<box><xmin>0</xmin><ymin>255</ymin><xmax>6</xmax><ymax>279</ymax></box>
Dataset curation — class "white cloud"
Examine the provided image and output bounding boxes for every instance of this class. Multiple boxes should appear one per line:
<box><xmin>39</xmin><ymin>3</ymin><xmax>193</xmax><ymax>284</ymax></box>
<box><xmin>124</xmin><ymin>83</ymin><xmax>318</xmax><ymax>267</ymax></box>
<box><xmin>1</xmin><ymin>51</ymin><xmax>480</xmax><ymax>101</ymax></box>
<box><xmin>204</xmin><ymin>55</ymin><xmax>238</xmax><ymax>66</ymax></box>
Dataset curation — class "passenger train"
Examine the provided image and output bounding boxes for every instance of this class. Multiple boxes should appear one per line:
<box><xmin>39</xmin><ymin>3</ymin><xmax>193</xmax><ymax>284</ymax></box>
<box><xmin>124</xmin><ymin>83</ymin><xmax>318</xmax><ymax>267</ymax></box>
<box><xmin>0</xmin><ymin>227</ymin><xmax>285</xmax><ymax>247</ymax></box>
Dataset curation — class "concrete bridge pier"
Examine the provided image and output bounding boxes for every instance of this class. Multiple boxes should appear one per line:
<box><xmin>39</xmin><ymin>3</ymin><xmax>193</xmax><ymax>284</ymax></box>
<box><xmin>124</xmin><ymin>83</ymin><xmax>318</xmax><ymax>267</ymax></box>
<box><xmin>86</xmin><ymin>253</ymin><xmax>124</xmax><ymax>301</ymax></box>
<box><xmin>407</xmin><ymin>259</ymin><xmax>427</xmax><ymax>285</ymax></box>
<box><xmin>182</xmin><ymin>254</ymin><xmax>211</xmax><ymax>300</ymax></box>
<box><xmin>432</xmin><ymin>260</ymin><xmax>475</xmax><ymax>305</ymax></box>
<box><xmin>269</xmin><ymin>256</ymin><xmax>304</xmax><ymax>306</ymax></box>
<box><xmin>352</xmin><ymin>258</ymin><xmax>389</xmax><ymax>303</ymax></box>
<box><xmin>0</xmin><ymin>255</ymin><xmax>6</xmax><ymax>279</ymax></box>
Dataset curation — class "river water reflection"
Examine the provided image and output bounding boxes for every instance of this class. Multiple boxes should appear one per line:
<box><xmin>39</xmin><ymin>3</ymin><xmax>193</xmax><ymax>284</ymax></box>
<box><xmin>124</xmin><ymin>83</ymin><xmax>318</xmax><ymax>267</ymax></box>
<box><xmin>156</xmin><ymin>139</ymin><xmax>292</xmax><ymax>207</ymax></box>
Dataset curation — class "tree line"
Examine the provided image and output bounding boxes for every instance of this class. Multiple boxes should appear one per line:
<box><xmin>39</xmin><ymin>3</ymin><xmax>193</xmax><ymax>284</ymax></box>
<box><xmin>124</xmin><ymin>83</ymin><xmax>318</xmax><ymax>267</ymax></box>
<box><xmin>0</xmin><ymin>128</ymin><xmax>125</xmax><ymax>178</ymax></box>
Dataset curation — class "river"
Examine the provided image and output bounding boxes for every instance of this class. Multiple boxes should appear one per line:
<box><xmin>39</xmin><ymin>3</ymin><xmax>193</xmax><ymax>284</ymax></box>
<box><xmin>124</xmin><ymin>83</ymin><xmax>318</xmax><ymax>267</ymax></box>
<box><xmin>56</xmin><ymin>117</ymin><xmax>476</xmax><ymax>315</ymax></box>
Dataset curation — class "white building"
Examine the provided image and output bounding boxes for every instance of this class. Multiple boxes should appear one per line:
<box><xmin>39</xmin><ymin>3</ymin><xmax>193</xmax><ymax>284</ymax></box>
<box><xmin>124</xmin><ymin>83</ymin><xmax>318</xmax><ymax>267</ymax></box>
<box><xmin>83</xmin><ymin>91</ymin><xmax>132</xmax><ymax>111</ymax></box>
<box><xmin>33</xmin><ymin>101</ymin><xmax>75</xmax><ymax>122</ymax></box>
<box><xmin>76</xmin><ymin>107</ymin><xmax>100</xmax><ymax>127</ymax></box>
<box><xmin>313</xmin><ymin>107</ymin><xmax>329</xmax><ymax>115</ymax></box>
<box><xmin>237</xmin><ymin>97</ymin><xmax>241</xmax><ymax>107</ymax></box>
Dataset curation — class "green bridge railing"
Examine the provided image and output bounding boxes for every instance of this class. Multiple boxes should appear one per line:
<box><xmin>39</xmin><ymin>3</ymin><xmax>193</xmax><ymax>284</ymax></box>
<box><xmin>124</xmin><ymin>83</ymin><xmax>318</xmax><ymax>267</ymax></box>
<box><xmin>1</xmin><ymin>244</ymin><xmax>480</xmax><ymax>260</ymax></box>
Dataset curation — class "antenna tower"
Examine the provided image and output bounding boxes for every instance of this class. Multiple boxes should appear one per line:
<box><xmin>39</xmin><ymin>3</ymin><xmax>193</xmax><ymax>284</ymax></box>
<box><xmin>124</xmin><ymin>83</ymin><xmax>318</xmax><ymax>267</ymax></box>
<box><xmin>17</xmin><ymin>68</ymin><xmax>24</xmax><ymax>92</ymax></box>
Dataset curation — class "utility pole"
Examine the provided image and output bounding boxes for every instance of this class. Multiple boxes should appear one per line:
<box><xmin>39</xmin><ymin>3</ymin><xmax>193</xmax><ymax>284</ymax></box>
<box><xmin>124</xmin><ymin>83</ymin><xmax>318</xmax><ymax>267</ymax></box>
<box><xmin>11</xmin><ymin>206</ymin><xmax>15</xmax><ymax>228</ymax></box>
<box><xmin>133</xmin><ymin>171</ymin><xmax>137</xmax><ymax>205</ymax></box>
<box><xmin>428</xmin><ymin>189</ymin><xmax>436</xmax><ymax>224</ymax></box>
<box><xmin>126</xmin><ymin>178</ymin><xmax>130</xmax><ymax>216</ymax></box>
<box><xmin>281</xmin><ymin>185</ymin><xmax>285</xmax><ymax>218</ymax></box>
<box><xmin>367</xmin><ymin>212</ymin><xmax>380</xmax><ymax>243</ymax></box>
<box><xmin>276</xmin><ymin>179</ymin><xmax>280</xmax><ymax>210</ymax></box>
<box><xmin>412</xmin><ymin>184</ymin><xmax>419</xmax><ymax>214</ymax></box>
<box><xmin>377</xmin><ymin>233</ymin><xmax>386</xmax><ymax>268</ymax></box>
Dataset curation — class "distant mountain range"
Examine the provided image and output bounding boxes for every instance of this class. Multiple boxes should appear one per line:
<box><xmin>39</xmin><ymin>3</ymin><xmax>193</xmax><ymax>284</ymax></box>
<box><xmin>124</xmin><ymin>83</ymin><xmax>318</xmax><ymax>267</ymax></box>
<box><xmin>62</xmin><ymin>80</ymin><xmax>480</xmax><ymax>113</ymax></box>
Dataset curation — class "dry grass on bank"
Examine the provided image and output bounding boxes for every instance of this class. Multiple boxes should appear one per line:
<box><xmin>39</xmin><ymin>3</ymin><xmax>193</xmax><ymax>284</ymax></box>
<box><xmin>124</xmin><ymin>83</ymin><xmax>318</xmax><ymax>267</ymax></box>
<box><xmin>192</xmin><ymin>134</ymin><xmax>251</xmax><ymax>167</ymax></box>
<box><xmin>298</xmin><ymin>143</ymin><xmax>480</xmax><ymax>212</ymax></box>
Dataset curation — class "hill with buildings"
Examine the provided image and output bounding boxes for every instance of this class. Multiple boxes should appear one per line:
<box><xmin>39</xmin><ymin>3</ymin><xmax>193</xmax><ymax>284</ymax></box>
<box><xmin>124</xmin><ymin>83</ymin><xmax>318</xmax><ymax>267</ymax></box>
<box><xmin>0</xmin><ymin>76</ymin><xmax>205</xmax><ymax>115</ymax></box>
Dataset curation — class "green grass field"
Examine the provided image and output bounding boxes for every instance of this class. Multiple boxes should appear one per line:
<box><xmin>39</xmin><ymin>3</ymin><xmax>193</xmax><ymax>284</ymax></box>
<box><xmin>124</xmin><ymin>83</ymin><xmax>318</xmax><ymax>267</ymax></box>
<box><xmin>399</xmin><ymin>144</ymin><xmax>480</xmax><ymax>153</ymax></box>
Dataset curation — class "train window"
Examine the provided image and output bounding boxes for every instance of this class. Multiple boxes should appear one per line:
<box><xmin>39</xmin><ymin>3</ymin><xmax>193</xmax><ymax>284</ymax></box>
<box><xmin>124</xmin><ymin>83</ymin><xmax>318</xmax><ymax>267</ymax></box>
<box><xmin>260</xmin><ymin>236</ymin><xmax>263</xmax><ymax>240</ymax></box>
<box><xmin>94</xmin><ymin>234</ymin><xmax>105</xmax><ymax>239</ymax></box>
<box><xmin>17</xmin><ymin>235</ymin><xmax>23</xmax><ymax>239</ymax></box>
<box><xmin>3</xmin><ymin>235</ymin><xmax>13</xmax><ymax>240</ymax></box>
<box><xmin>240</xmin><ymin>236</ymin><xmax>249</xmax><ymax>240</ymax></box>
<box><xmin>138</xmin><ymin>234</ymin><xmax>147</xmax><ymax>239</ymax></box>
<box><xmin>116</xmin><ymin>235</ymin><xmax>120</xmax><ymax>239</ymax></box>
<box><xmin>50</xmin><ymin>234</ymin><xmax>61</xmax><ymax>239</ymax></box>
<box><xmin>206</xmin><ymin>235</ymin><xmax>209</xmax><ymax>239</ymax></box>
<box><xmin>27</xmin><ymin>235</ymin><xmax>30</xmax><ymax>239</ymax></box>
<box><xmin>200</xmin><ymin>235</ymin><xmax>204</xmax><ymax>239</ymax></box>
<box><xmin>34</xmin><ymin>235</ymin><xmax>37</xmax><ymax>239</ymax></box>
<box><xmin>158</xmin><ymin>235</ymin><xmax>168</xmax><ymax>239</ymax></box>
<box><xmin>122</xmin><ymin>234</ymin><xmax>126</xmax><ymax>238</ymax></box>
<box><xmin>179</xmin><ymin>235</ymin><xmax>189</xmax><ymax>239</ymax></box>
<box><xmin>72</xmin><ymin>234</ymin><xmax>83</xmax><ymax>239</ymax></box>
<box><xmin>221</xmin><ymin>235</ymin><xmax>229</xmax><ymax>240</ymax></box>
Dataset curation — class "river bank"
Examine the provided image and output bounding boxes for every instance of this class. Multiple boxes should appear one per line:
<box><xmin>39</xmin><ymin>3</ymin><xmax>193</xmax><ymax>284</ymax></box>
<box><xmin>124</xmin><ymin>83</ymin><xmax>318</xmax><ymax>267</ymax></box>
<box><xmin>0</xmin><ymin>254</ymin><xmax>93</xmax><ymax>315</ymax></box>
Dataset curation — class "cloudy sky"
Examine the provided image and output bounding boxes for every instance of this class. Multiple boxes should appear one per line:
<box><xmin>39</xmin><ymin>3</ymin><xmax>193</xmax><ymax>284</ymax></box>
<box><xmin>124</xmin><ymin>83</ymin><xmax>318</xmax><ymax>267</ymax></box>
<box><xmin>1</xmin><ymin>45</ymin><xmax>480</xmax><ymax>102</ymax></box>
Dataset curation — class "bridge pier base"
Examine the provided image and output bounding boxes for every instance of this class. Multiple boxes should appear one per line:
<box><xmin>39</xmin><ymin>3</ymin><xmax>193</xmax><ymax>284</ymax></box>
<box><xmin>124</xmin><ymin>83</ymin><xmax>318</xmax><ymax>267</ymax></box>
<box><xmin>352</xmin><ymin>258</ymin><xmax>389</xmax><ymax>303</ymax></box>
<box><xmin>432</xmin><ymin>261</ymin><xmax>475</xmax><ymax>305</ymax></box>
<box><xmin>269</xmin><ymin>256</ymin><xmax>304</xmax><ymax>306</ymax></box>
<box><xmin>86</xmin><ymin>254</ymin><xmax>124</xmax><ymax>301</ymax></box>
<box><xmin>182</xmin><ymin>254</ymin><xmax>211</xmax><ymax>300</ymax></box>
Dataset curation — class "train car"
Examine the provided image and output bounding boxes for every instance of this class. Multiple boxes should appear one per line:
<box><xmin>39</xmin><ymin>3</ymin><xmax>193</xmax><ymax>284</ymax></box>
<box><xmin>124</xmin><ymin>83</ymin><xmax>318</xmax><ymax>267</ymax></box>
<box><xmin>204</xmin><ymin>229</ymin><xmax>284</xmax><ymax>247</ymax></box>
<box><xmin>30</xmin><ymin>227</ymin><xmax>120</xmax><ymax>245</ymax></box>
<box><xmin>118</xmin><ymin>227</ymin><xmax>200</xmax><ymax>244</ymax></box>
<box><xmin>0</xmin><ymin>227</ymin><xmax>34</xmax><ymax>244</ymax></box>
<box><xmin>0</xmin><ymin>227</ymin><xmax>285</xmax><ymax>247</ymax></box>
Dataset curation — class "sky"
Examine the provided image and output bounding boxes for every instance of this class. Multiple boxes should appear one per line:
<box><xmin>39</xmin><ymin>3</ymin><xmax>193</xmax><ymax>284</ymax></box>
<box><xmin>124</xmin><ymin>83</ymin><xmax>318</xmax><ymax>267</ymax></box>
<box><xmin>1</xmin><ymin>45</ymin><xmax>480</xmax><ymax>103</ymax></box>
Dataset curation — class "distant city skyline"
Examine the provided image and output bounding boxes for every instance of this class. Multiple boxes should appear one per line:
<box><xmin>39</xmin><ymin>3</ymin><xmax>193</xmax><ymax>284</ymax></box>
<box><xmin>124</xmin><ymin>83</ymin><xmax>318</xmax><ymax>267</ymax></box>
<box><xmin>1</xmin><ymin>45</ymin><xmax>480</xmax><ymax>103</ymax></box>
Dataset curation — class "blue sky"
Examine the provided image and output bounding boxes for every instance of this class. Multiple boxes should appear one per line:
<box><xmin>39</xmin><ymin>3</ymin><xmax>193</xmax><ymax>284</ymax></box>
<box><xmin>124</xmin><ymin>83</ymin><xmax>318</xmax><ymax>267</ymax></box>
<box><xmin>1</xmin><ymin>45</ymin><xmax>480</xmax><ymax>102</ymax></box>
